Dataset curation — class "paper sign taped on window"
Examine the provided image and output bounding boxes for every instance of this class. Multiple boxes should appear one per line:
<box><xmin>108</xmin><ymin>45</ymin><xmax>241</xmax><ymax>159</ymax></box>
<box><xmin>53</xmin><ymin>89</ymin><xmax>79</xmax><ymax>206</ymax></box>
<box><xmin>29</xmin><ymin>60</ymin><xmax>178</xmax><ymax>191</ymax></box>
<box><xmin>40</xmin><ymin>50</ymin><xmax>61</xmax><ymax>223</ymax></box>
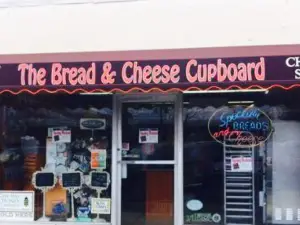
<box><xmin>52</xmin><ymin>130</ymin><xmax>71</xmax><ymax>143</ymax></box>
<box><xmin>230</xmin><ymin>156</ymin><xmax>252</xmax><ymax>172</ymax></box>
<box><xmin>139</xmin><ymin>128</ymin><xmax>158</xmax><ymax>144</ymax></box>
<box><xmin>91</xmin><ymin>198</ymin><xmax>111</xmax><ymax>214</ymax></box>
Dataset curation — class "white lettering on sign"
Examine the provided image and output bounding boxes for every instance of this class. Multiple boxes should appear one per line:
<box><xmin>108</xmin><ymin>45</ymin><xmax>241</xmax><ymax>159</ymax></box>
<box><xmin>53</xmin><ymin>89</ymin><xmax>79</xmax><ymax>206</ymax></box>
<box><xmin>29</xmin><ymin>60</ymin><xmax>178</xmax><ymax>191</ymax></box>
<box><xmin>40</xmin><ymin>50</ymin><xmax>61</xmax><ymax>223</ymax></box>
<box><xmin>285</xmin><ymin>57</ymin><xmax>300</xmax><ymax>79</ymax></box>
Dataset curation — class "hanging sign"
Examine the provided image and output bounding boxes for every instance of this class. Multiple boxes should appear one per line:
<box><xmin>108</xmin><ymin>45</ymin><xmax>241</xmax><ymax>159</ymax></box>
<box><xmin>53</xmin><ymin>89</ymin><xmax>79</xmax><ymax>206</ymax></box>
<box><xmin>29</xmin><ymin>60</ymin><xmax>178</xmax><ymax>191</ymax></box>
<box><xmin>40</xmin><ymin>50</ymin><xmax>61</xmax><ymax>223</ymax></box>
<box><xmin>139</xmin><ymin>128</ymin><xmax>158</xmax><ymax>144</ymax></box>
<box><xmin>0</xmin><ymin>191</ymin><xmax>34</xmax><ymax>221</ymax></box>
<box><xmin>230</xmin><ymin>156</ymin><xmax>252</xmax><ymax>172</ymax></box>
<box><xmin>80</xmin><ymin>118</ymin><xmax>106</xmax><ymax>130</ymax></box>
<box><xmin>208</xmin><ymin>105</ymin><xmax>273</xmax><ymax>146</ymax></box>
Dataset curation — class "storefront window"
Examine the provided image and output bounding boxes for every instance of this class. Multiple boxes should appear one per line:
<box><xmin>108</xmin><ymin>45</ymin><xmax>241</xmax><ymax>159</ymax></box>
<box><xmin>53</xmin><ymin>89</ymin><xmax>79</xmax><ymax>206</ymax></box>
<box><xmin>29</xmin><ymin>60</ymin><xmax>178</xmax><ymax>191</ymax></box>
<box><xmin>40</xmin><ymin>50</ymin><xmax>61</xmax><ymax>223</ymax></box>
<box><xmin>183</xmin><ymin>90</ymin><xmax>300</xmax><ymax>225</ymax></box>
<box><xmin>0</xmin><ymin>94</ymin><xmax>112</xmax><ymax>222</ymax></box>
<box><xmin>121</xmin><ymin>103</ymin><xmax>174</xmax><ymax>161</ymax></box>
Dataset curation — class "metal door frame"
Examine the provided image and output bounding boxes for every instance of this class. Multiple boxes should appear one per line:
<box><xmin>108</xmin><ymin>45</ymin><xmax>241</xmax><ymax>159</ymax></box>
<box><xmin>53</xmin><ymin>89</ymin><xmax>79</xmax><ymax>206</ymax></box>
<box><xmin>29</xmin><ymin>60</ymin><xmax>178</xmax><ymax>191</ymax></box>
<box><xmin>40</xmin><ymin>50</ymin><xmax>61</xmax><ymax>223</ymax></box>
<box><xmin>111</xmin><ymin>93</ymin><xmax>183</xmax><ymax>225</ymax></box>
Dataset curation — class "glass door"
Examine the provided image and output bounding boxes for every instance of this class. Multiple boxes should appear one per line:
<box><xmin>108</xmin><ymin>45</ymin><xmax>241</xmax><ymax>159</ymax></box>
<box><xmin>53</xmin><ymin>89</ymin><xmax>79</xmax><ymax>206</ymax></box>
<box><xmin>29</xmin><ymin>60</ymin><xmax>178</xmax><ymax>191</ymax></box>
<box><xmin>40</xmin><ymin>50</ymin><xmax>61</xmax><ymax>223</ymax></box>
<box><xmin>115</xmin><ymin>94</ymin><xmax>181</xmax><ymax>225</ymax></box>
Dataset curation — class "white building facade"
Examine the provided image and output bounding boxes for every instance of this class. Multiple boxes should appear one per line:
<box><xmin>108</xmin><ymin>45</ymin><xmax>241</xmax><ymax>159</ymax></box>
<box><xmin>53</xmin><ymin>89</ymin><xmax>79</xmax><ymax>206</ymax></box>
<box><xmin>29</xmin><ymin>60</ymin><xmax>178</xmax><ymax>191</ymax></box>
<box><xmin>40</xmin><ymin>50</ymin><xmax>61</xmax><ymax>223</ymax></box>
<box><xmin>0</xmin><ymin>0</ymin><xmax>298</xmax><ymax>54</ymax></box>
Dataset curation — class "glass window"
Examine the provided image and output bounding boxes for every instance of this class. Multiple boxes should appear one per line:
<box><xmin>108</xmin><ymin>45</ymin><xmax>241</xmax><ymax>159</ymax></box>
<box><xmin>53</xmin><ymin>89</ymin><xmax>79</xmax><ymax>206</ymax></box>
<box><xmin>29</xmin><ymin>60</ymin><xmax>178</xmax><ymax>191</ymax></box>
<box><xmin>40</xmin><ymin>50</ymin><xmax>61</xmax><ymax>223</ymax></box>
<box><xmin>121</xmin><ymin>102</ymin><xmax>174</xmax><ymax>161</ymax></box>
<box><xmin>183</xmin><ymin>89</ymin><xmax>300</xmax><ymax>225</ymax></box>
<box><xmin>120</xmin><ymin>102</ymin><xmax>175</xmax><ymax>225</ymax></box>
<box><xmin>0</xmin><ymin>94</ymin><xmax>112</xmax><ymax>222</ymax></box>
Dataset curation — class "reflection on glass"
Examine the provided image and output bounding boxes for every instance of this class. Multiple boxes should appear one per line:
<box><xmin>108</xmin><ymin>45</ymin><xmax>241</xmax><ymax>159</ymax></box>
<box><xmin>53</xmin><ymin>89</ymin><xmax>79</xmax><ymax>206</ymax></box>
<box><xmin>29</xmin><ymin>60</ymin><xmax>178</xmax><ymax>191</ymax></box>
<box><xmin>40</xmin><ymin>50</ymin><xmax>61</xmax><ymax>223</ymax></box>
<box><xmin>0</xmin><ymin>94</ymin><xmax>112</xmax><ymax>222</ymax></box>
<box><xmin>183</xmin><ymin>90</ymin><xmax>300</xmax><ymax>225</ymax></box>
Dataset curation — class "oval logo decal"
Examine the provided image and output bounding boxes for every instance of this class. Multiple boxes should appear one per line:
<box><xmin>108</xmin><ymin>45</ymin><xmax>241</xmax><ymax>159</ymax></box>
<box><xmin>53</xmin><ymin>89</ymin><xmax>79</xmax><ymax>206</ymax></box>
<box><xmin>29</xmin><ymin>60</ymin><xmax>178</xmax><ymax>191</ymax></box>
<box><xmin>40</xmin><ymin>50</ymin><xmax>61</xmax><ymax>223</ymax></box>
<box><xmin>80</xmin><ymin>119</ymin><xmax>105</xmax><ymax>130</ymax></box>
<box><xmin>186</xmin><ymin>199</ymin><xmax>203</xmax><ymax>211</ymax></box>
<box><xmin>208</xmin><ymin>105</ymin><xmax>273</xmax><ymax>146</ymax></box>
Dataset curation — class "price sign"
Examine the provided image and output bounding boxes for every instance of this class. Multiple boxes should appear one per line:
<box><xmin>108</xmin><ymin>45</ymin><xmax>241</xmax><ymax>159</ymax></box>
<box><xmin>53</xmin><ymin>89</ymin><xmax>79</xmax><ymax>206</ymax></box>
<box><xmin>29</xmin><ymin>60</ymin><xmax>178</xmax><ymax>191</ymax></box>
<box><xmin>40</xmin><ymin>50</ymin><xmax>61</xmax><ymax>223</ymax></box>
<box><xmin>90</xmin><ymin>171</ymin><xmax>110</xmax><ymax>190</ymax></box>
<box><xmin>31</xmin><ymin>171</ymin><xmax>57</xmax><ymax>221</ymax></box>
<box><xmin>32</xmin><ymin>172</ymin><xmax>56</xmax><ymax>190</ymax></box>
<box><xmin>60</xmin><ymin>171</ymin><xmax>83</xmax><ymax>221</ymax></box>
<box><xmin>61</xmin><ymin>172</ymin><xmax>82</xmax><ymax>190</ymax></box>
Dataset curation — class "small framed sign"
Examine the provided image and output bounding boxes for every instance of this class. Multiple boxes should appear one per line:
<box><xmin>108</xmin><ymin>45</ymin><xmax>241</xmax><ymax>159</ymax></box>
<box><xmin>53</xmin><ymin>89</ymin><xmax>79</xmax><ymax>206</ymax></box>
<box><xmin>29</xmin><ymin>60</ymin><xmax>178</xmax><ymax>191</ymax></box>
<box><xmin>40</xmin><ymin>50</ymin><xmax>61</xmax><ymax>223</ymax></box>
<box><xmin>32</xmin><ymin>171</ymin><xmax>56</xmax><ymax>190</ymax></box>
<box><xmin>60</xmin><ymin>171</ymin><xmax>83</xmax><ymax>221</ymax></box>
<box><xmin>61</xmin><ymin>172</ymin><xmax>83</xmax><ymax>190</ymax></box>
<box><xmin>91</xmin><ymin>198</ymin><xmax>111</xmax><ymax>214</ymax></box>
<box><xmin>0</xmin><ymin>191</ymin><xmax>35</xmax><ymax>221</ymax></box>
<box><xmin>32</xmin><ymin>171</ymin><xmax>57</xmax><ymax>221</ymax></box>
<box><xmin>90</xmin><ymin>171</ymin><xmax>110</xmax><ymax>190</ymax></box>
<box><xmin>91</xmin><ymin>149</ymin><xmax>107</xmax><ymax>170</ymax></box>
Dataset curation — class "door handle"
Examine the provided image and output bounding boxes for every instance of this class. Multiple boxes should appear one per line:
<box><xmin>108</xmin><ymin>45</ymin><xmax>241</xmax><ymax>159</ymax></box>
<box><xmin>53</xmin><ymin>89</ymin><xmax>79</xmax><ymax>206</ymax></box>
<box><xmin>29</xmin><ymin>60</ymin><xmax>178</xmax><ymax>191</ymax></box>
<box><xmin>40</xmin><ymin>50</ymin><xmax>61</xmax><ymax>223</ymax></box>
<box><xmin>117</xmin><ymin>160</ymin><xmax>135</xmax><ymax>164</ymax></box>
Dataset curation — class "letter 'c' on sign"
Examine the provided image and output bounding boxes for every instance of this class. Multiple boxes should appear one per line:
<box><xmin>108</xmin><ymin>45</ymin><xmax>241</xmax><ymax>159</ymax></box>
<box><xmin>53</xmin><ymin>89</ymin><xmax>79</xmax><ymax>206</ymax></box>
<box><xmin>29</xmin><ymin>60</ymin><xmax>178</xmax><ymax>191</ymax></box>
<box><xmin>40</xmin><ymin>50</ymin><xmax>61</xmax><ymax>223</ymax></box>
<box><xmin>286</xmin><ymin>57</ymin><xmax>296</xmax><ymax>67</ymax></box>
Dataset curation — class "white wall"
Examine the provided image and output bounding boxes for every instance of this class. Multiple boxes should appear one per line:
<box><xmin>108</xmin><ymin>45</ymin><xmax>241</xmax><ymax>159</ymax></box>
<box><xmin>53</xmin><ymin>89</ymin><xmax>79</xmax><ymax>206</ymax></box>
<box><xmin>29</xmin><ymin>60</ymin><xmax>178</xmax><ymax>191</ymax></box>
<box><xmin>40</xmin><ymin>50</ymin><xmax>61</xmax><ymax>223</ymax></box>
<box><xmin>0</xmin><ymin>0</ymin><xmax>299</xmax><ymax>54</ymax></box>
<box><xmin>0</xmin><ymin>0</ymin><xmax>136</xmax><ymax>8</ymax></box>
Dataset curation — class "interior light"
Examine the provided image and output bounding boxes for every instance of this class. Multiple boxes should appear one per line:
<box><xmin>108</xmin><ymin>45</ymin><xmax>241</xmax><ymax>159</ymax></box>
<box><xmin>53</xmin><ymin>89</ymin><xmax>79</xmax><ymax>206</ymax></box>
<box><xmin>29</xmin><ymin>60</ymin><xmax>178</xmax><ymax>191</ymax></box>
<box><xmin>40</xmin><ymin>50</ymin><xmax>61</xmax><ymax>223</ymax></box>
<box><xmin>228</xmin><ymin>101</ymin><xmax>254</xmax><ymax>104</ymax></box>
<box><xmin>183</xmin><ymin>89</ymin><xmax>269</xmax><ymax>94</ymax></box>
<box><xmin>79</xmin><ymin>92</ymin><xmax>112</xmax><ymax>95</ymax></box>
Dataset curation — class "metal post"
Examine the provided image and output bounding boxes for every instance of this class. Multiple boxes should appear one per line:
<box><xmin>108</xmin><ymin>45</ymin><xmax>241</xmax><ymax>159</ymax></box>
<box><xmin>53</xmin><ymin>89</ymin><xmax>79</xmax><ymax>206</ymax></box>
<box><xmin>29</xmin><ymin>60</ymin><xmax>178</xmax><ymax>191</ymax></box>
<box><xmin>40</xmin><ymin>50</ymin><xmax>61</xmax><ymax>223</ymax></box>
<box><xmin>111</xmin><ymin>94</ymin><xmax>118</xmax><ymax>225</ymax></box>
<box><xmin>174</xmin><ymin>93</ymin><xmax>184</xmax><ymax>225</ymax></box>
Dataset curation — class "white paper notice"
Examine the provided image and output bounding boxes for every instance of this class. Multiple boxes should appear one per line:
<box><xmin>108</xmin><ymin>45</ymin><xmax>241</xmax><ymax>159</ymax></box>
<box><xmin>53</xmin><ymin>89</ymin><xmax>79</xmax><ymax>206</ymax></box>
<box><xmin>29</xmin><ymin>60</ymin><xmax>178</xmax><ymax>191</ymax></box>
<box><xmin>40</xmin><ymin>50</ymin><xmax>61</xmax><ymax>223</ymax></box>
<box><xmin>275</xmin><ymin>208</ymin><xmax>282</xmax><ymax>220</ymax></box>
<box><xmin>52</xmin><ymin>130</ymin><xmax>71</xmax><ymax>143</ymax></box>
<box><xmin>48</xmin><ymin>127</ymin><xmax>68</xmax><ymax>137</ymax></box>
<box><xmin>91</xmin><ymin>198</ymin><xmax>111</xmax><ymax>214</ymax></box>
<box><xmin>286</xmin><ymin>208</ymin><xmax>293</xmax><ymax>221</ymax></box>
<box><xmin>230</xmin><ymin>156</ymin><xmax>252</xmax><ymax>172</ymax></box>
<box><xmin>139</xmin><ymin>128</ymin><xmax>158</xmax><ymax>144</ymax></box>
<box><xmin>297</xmin><ymin>209</ymin><xmax>300</xmax><ymax>221</ymax></box>
<box><xmin>0</xmin><ymin>191</ymin><xmax>35</xmax><ymax>221</ymax></box>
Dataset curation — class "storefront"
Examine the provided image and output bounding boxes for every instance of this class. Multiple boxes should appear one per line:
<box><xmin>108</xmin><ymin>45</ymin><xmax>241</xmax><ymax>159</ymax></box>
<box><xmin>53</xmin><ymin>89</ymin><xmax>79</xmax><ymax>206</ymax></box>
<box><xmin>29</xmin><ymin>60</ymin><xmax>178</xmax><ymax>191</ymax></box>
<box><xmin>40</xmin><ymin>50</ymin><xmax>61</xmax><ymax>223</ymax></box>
<box><xmin>1</xmin><ymin>45</ymin><xmax>300</xmax><ymax>225</ymax></box>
